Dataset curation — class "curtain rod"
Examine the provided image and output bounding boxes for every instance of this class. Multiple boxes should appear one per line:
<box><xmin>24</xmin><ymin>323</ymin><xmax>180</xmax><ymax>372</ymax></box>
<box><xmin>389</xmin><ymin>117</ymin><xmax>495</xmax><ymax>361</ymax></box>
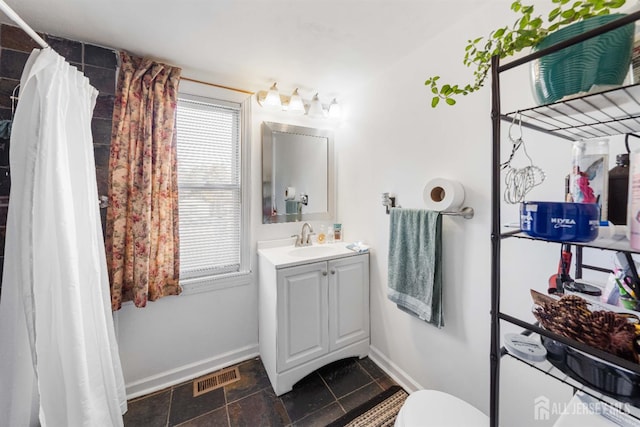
<box><xmin>0</xmin><ymin>0</ymin><xmax>48</xmax><ymax>49</ymax></box>
<box><xmin>180</xmin><ymin>77</ymin><xmax>254</xmax><ymax>96</ymax></box>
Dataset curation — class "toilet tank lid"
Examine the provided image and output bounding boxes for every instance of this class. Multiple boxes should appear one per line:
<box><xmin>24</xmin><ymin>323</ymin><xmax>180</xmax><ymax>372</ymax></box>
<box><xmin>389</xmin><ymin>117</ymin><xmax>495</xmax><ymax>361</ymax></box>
<box><xmin>396</xmin><ymin>390</ymin><xmax>488</xmax><ymax>426</ymax></box>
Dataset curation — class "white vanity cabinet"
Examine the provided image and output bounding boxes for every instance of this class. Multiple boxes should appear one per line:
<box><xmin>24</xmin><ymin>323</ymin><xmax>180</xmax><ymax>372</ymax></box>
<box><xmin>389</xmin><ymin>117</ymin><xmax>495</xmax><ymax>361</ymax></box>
<box><xmin>258</xmin><ymin>245</ymin><xmax>369</xmax><ymax>396</ymax></box>
<box><xmin>277</xmin><ymin>261</ymin><xmax>330</xmax><ymax>372</ymax></box>
<box><xmin>327</xmin><ymin>256</ymin><xmax>370</xmax><ymax>351</ymax></box>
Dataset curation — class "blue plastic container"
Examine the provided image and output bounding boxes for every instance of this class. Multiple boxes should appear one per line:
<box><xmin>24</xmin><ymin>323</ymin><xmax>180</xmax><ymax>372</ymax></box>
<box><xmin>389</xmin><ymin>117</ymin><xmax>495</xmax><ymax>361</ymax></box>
<box><xmin>520</xmin><ymin>202</ymin><xmax>600</xmax><ymax>242</ymax></box>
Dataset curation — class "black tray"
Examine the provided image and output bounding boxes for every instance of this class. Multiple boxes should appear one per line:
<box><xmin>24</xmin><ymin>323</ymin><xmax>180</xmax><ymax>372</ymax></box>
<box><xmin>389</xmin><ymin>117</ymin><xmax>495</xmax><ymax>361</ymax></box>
<box><xmin>541</xmin><ymin>335</ymin><xmax>640</xmax><ymax>406</ymax></box>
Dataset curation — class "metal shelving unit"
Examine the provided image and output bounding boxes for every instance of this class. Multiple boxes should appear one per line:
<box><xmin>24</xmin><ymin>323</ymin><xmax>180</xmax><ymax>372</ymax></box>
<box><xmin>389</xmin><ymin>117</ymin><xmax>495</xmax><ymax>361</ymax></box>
<box><xmin>490</xmin><ymin>10</ymin><xmax>640</xmax><ymax>427</ymax></box>
<box><xmin>502</xmin><ymin>83</ymin><xmax>640</xmax><ymax>141</ymax></box>
<box><xmin>503</xmin><ymin>229</ymin><xmax>640</xmax><ymax>253</ymax></box>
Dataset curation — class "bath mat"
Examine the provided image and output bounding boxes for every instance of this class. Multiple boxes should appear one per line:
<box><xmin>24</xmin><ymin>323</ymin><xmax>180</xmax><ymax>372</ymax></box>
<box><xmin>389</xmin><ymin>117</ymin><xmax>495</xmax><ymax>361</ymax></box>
<box><xmin>327</xmin><ymin>385</ymin><xmax>408</xmax><ymax>427</ymax></box>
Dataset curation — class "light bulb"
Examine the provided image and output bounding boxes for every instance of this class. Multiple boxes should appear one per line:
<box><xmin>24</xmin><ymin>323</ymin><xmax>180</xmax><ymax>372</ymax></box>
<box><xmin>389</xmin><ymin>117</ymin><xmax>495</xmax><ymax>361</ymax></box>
<box><xmin>288</xmin><ymin>89</ymin><xmax>305</xmax><ymax>115</ymax></box>
<box><xmin>307</xmin><ymin>93</ymin><xmax>325</xmax><ymax>118</ymax></box>
<box><xmin>328</xmin><ymin>98</ymin><xmax>341</xmax><ymax>119</ymax></box>
<box><xmin>262</xmin><ymin>83</ymin><xmax>282</xmax><ymax>110</ymax></box>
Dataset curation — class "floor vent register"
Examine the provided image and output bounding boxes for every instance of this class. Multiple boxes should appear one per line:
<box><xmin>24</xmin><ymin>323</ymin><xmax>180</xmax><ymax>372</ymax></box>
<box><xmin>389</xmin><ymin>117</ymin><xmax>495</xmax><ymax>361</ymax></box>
<box><xmin>193</xmin><ymin>366</ymin><xmax>240</xmax><ymax>397</ymax></box>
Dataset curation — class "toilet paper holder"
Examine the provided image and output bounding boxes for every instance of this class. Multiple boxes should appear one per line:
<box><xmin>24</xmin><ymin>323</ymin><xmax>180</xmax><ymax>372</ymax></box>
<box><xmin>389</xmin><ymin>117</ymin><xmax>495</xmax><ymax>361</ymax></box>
<box><xmin>381</xmin><ymin>192</ymin><xmax>474</xmax><ymax>219</ymax></box>
<box><xmin>382</xmin><ymin>193</ymin><xmax>399</xmax><ymax>214</ymax></box>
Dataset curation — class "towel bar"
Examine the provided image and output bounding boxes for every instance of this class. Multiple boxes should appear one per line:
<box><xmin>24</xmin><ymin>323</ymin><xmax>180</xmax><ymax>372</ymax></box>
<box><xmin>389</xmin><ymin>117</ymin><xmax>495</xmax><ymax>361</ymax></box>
<box><xmin>442</xmin><ymin>207</ymin><xmax>474</xmax><ymax>219</ymax></box>
<box><xmin>381</xmin><ymin>193</ymin><xmax>474</xmax><ymax>219</ymax></box>
<box><xmin>381</xmin><ymin>192</ymin><xmax>398</xmax><ymax>214</ymax></box>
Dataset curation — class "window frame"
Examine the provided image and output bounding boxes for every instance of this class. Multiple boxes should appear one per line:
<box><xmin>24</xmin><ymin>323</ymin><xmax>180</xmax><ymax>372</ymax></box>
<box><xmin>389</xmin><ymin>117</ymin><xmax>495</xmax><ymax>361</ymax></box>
<box><xmin>176</xmin><ymin>80</ymin><xmax>252</xmax><ymax>294</ymax></box>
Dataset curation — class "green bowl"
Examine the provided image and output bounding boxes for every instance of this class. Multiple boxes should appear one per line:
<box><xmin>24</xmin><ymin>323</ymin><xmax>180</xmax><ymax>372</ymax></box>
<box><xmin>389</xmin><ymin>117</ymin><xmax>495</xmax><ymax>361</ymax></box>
<box><xmin>531</xmin><ymin>14</ymin><xmax>634</xmax><ymax>105</ymax></box>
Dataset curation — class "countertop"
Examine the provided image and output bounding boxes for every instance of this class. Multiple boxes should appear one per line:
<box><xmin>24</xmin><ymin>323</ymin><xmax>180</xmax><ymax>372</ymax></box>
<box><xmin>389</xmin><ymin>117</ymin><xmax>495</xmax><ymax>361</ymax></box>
<box><xmin>257</xmin><ymin>239</ymin><xmax>368</xmax><ymax>269</ymax></box>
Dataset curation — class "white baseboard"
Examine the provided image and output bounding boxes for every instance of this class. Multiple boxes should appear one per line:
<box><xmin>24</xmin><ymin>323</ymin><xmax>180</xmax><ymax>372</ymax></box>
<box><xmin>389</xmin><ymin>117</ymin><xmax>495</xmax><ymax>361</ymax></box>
<box><xmin>125</xmin><ymin>344</ymin><xmax>259</xmax><ymax>399</ymax></box>
<box><xmin>368</xmin><ymin>345</ymin><xmax>423</xmax><ymax>393</ymax></box>
<box><xmin>125</xmin><ymin>344</ymin><xmax>418</xmax><ymax>400</ymax></box>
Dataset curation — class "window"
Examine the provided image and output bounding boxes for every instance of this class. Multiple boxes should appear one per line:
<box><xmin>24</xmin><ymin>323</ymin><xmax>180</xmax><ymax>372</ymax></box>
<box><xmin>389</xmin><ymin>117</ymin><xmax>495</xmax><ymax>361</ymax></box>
<box><xmin>176</xmin><ymin>91</ymin><xmax>249</xmax><ymax>284</ymax></box>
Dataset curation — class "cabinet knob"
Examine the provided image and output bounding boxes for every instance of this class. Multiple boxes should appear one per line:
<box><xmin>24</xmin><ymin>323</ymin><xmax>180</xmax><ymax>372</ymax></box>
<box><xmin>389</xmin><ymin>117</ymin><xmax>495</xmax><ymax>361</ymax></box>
<box><xmin>331</xmin><ymin>270</ymin><xmax>336</xmax><ymax>275</ymax></box>
<box><xmin>322</xmin><ymin>271</ymin><xmax>328</xmax><ymax>276</ymax></box>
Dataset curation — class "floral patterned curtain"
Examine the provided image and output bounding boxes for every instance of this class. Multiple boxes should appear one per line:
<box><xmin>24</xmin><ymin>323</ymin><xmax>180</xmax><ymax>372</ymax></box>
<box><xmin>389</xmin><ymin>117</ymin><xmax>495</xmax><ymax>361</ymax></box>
<box><xmin>106</xmin><ymin>52</ymin><xmax>182</xmax><ymax>310</ymax></box>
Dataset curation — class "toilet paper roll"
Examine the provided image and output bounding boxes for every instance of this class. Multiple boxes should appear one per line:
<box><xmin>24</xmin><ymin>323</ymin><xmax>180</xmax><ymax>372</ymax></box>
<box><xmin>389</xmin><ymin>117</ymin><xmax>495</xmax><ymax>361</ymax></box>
<box><xmin>423</xmin><ymin>178</ymin><xmax>465</xmax><ymax>211</ymax></box>
<box><xmin>284</xmin><ymin>186</ymin><xmax>296</xmax><ymax>201</ymax></box>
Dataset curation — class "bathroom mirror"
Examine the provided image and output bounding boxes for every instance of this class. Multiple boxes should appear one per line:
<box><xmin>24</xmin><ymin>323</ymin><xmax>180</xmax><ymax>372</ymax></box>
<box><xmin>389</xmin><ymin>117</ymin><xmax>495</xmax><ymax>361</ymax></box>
<box><xmin>262</xmin><ymin>122</ymin><xmax>335</xmax><ymax>224</ymax></box>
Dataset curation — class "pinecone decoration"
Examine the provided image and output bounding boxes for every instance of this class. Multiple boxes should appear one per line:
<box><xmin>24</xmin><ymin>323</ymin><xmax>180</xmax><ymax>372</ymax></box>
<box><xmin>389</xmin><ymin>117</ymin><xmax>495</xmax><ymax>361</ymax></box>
<box><xmin>533</xmin><ymin>294</ymin><xmax>638</xmax><ymax>363</ymax></box>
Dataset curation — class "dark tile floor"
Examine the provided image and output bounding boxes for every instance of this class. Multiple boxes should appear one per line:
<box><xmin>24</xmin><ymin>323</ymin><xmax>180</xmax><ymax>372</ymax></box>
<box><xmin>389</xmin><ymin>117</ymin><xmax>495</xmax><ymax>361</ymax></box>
<box><xmin>123</xmin><ymin>356</ymin><xmax>397</xmax><ymax>427</ymax></box>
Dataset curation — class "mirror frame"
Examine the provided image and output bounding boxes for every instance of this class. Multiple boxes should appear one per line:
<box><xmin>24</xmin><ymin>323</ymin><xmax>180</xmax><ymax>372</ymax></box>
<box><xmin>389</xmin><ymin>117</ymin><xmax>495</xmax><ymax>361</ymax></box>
<box><xmin>262</xmin><ymin>121</ymin><xmax>335</xmax><ymax>224</ymax></box>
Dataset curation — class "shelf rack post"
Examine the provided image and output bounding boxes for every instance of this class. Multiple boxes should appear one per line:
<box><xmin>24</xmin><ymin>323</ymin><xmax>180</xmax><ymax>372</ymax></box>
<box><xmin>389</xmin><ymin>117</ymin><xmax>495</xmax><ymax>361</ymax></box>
<box><xmin>490</xmin><ymin>54</ymin><xmax>502</xmax><ymax>427</ymax></box>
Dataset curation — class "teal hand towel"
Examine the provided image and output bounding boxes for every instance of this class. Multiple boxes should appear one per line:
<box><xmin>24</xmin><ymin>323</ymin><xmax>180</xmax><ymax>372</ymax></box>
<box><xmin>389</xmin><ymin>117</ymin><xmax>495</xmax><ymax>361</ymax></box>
<box><xmin>387</xmin><ymin>208</ymin><xmax>443</xmax><ymax>328</ymax></box>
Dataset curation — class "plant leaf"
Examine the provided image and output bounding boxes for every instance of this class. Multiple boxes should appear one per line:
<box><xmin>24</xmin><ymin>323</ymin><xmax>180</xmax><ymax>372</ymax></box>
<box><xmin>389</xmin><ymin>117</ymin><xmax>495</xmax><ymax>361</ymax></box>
<box><xmin>529</xmin><ymin>17</ymin><xmax>543</xmax><ymax>28</ymax></box>
<box><xmin>548</xmin><ymin>7</ymin><xmax>562</xmax><ymax>21</ymax></box>
<box><xmin>431</xmin><ymin>97</ymin><xmax>440</xmax><ymax>108</ymax></box>
<box><xmin>446</xmin><ymin>98</ymin><xmax>456</xmax><ymax>106</ymax></box>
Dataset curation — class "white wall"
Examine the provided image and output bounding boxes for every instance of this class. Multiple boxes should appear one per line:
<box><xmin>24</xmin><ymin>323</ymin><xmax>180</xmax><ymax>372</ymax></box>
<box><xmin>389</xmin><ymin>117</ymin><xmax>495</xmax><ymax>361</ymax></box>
<box><xmin>332</xmin><ymin>3</ymin><xmax>588</xmax><ymax>426</ymax></box>
<box><xmin>114</xmin><ymin>278</ymin><xmax>258</xmax><ymax>398</ymax></box>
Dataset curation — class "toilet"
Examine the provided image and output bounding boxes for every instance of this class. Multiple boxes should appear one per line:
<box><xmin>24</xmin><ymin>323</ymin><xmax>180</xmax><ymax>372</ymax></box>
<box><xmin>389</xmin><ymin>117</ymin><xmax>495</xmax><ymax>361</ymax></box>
<box><xmin>395</xmin><ymin>390</ymin><xmax>489</xmax><ymax>427</ymax></box>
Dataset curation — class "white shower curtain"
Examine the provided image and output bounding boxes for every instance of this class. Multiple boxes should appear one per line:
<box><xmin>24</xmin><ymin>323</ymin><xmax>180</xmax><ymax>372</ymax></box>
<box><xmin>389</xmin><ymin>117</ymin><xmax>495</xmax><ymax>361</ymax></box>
<box><xmin>0</xmin><ymin>48</ymin><xmax>127</xmax><ymax>426</ymax></box>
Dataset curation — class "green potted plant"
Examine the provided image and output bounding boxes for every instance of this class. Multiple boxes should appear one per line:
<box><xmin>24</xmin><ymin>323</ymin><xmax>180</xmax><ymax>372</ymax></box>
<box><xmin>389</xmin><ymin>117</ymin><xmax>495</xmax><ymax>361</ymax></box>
<box><xmin>425</xmin><ymin>0</ymin><xmax>632</xmax><ymax>107</ymax></box>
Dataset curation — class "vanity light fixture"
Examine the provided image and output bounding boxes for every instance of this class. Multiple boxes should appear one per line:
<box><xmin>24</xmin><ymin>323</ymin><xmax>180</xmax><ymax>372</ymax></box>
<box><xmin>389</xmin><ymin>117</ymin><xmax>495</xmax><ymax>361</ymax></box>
<box><xmin>287</xmin><ymin>89</ymin><xmax>305</xmax><ymax>115</ymax></box>
<box><xmin>257</xmin><ymin>85</ymin><xmax>342</xmax><ymax>119</ymax></box>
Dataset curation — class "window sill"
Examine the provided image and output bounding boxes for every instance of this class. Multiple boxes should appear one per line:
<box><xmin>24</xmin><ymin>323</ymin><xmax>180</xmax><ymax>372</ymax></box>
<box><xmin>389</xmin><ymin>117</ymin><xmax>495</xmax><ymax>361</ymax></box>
<box><xmin>114</xmin><ymin>272</ymin><xmax>253</xmax><ymax>311</ymax></box>
<box><xmin>180</xmin><ymin>270</ymin><xmax>253</xmax><ymax>296</ymax></box>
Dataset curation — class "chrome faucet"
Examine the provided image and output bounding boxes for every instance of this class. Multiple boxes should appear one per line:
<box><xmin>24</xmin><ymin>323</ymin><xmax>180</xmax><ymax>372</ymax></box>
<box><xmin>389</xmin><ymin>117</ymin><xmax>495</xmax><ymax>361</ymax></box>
<box><xmin>295</xmin><ymin>222</ymin><xmax>314</xmax><ymax>247</ymax></box>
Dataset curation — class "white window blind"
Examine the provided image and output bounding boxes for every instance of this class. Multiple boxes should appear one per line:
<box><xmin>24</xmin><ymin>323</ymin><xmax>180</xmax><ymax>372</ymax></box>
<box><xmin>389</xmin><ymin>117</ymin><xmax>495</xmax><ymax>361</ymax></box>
<box><xmin>176</xmin><ymin>96</ymin><xmax>242</xmax><ymax>279</ymax></box>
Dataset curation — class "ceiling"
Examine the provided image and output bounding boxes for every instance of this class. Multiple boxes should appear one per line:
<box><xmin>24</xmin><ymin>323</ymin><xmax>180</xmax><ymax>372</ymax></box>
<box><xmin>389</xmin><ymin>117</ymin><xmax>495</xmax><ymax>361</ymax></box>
<box><xmin>2</xmin><ymin>0</ymin><xmax>490</xmax><ymax>100</ymax></box>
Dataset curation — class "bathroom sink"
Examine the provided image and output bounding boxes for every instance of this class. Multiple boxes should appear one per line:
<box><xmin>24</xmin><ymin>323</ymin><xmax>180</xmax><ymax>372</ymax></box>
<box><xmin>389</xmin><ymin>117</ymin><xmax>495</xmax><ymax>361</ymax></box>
<box><xmin>287</xmin><ymin>245</ymin><xmax>342</xmax><ymax>257</ymax></box>
<box><xmin>258</xmin><ymin>240</ymin><xmax>361</xmax><ymax>268</ymax></box>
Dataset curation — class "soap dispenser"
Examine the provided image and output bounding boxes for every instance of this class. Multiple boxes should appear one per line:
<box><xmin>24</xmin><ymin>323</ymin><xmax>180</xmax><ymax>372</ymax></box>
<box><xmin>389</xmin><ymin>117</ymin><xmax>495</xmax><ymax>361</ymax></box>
<box><xmin>326</xmin><ymin>224</ymin><xmax>335</xmax><ymax>243</ymax></box>
<box><xmin>317</xmin><ymin>225</ymin><xmax>326</xmax><ymax>244</ymax></box>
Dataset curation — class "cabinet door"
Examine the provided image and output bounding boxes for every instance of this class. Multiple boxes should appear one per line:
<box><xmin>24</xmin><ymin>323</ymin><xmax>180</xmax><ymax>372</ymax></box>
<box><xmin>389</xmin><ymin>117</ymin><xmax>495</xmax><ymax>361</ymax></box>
<box><xmin>328</xmin><ymin>254</ymin><xmax>370</xmax><ymax>351</ymax></box>
<box><xmin>276</xmin><ymin>262</ymin><xmax>329</xmax><ymax>372</ymax></box>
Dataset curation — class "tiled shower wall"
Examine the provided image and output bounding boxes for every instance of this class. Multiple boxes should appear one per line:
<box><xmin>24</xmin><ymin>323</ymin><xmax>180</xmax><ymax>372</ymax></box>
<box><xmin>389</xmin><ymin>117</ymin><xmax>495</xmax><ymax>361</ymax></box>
<box><xmin>0</xmin><ymin>24</ymin><xmax>117</xmax><ymax>292</ymax></box>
